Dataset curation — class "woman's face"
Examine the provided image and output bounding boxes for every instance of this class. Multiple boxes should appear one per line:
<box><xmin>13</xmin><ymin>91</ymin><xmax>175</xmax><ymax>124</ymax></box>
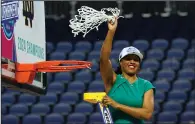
<box><xmin>120</xmin><ymin>54</ymin><xmax>141</xmax><ymax>76</ymax></box>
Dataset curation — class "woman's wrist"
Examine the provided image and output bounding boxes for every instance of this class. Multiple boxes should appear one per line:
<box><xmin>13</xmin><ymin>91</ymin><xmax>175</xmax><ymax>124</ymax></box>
<box><xmin>115</xmin><ymin>102</ymin><xmax>121</xmax><ymax>109</ymax></box>
<box><xmin>108</xmin><ymin>29</ymin><xmax>116</xmax><ymax>34</ymax></box>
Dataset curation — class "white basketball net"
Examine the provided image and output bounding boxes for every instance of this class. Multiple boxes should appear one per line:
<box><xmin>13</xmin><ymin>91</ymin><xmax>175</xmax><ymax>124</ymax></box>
<box><xmin>69</xmin><ymin>6</ymin><xmax>124</xmax><ymax>37</ymax></box>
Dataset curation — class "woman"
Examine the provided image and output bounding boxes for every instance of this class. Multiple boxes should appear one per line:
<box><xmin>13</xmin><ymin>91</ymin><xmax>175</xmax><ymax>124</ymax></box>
<box><xmin>100</xmin><ymin>17</ymin><xmax>155</xmax><ymax>124</ymax></box>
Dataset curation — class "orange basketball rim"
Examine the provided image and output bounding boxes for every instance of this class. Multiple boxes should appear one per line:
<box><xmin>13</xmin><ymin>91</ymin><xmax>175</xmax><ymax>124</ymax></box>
<box><xmin>2</xmin><ymin>60</ymin><xmax>92</xmax><ymax>84</ymax></box>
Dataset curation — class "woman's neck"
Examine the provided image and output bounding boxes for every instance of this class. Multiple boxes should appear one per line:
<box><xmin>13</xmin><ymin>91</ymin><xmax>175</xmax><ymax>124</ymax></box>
<box><xmin>122</xmin><ymin>72</ymin><xmax>138</xmax><ymax>84</ymax></box>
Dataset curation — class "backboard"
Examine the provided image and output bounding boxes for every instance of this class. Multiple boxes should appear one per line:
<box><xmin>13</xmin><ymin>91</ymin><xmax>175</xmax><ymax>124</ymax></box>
<box><xmin>1</xmin><ymin>1</ymin><xmax>47</xmax><ymax>95</ymax></box>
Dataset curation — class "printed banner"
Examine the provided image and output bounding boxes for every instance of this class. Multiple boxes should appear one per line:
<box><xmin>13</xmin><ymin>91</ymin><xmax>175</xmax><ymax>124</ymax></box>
<box><xmin>98</xmin><ymin>103</ymin><xmax>113</xmax><ymax>124</ymax></box>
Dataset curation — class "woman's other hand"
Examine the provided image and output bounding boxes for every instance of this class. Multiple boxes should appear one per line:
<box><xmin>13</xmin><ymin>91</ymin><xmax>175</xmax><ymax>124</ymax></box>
<box><xmin>102</xmin><ymin>95</ymin><xmax>119</xmax><ymax>109</ymax></box>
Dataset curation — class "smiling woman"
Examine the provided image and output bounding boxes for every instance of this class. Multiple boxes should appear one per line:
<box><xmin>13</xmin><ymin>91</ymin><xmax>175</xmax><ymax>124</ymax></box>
<box><xmin>116</xmin><ymin>47</ymin><xmax>143</xmax><ymax>76</ymax></box>
<box><xmin>99</xmin><ymin>17</ymin><xmax>155</xmax><ymax>124</ymax></box>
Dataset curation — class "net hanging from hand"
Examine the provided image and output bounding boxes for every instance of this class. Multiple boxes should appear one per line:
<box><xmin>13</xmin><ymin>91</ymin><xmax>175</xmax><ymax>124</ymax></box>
<box><xmin>69</xmin><ymin>6</ymin><xmax>124</xmax><ymax>37</ymax></box>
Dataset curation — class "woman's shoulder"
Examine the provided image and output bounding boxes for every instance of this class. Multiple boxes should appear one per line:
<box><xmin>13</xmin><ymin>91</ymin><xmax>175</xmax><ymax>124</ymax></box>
<box><xmin>138</xmin><ymin>77</ymin><xmax>152</xmax><ymax>84</ymax></box>
<box><xmin>138</xmin><ymin>77</ymin><xmax>155</xmax><ymax>94</ymax></box>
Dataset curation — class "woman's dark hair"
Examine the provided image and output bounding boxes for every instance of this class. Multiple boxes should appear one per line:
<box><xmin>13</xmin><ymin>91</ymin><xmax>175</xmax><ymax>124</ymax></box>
<box><xmin>115</xmin><ymin>65</ymin><xmax>122</xmax><ymax>74</ymax></box>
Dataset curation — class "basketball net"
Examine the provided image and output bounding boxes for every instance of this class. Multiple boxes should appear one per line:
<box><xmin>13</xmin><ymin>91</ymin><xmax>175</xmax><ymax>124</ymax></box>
<box><xmin>69</xmin><ymin>6</ymin><xmax>124</xmax><ymax>37</ymax></box>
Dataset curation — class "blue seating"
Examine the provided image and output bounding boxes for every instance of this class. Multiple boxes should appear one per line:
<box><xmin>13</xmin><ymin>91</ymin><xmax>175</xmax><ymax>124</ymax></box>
<box><xmin>2</xmin><ymin>114</ymin><xmax>19</xmax><ymax>124</ymax></box>
<box><xmin>2</xmin><ymin>87</ymin><xmax>5</xmax><ymax>93</ymax></box>
<box><xmin>142</xmin><ymin>59</ymin><xmax>160</xmax><ymax>71</ymax></box>
<box><xmin>95</xmin><ymin>103</ymin><xmax>101</xmax><ymax>112</ymax></box>
<box><xmin>91</xmin><ymin>80</ymin><xmax>104</xmax><ymax>84</ymax></box>
<box><xmin>46</xmin><ymin>42</ymin><xmax>54</xmax><ymax>54</ymax></box>
<box><xmin>178</xmin><ymin>68</ymin><xmax>195</xmax><ymax>80</ymax></box>
<box><xmin>47</xmin><ymin>73</ymin><xmax>53</xmax><ymax>83</ymax></box>
<box><xmin>111</xmin><ymin>59</ymin><xmax>119</xmax><ymax>70</ymax></box>
<box><xmin>39</xmin><ymin>93</ymin><xmax>57</xmax><ymax>105</ymax></box>
<box><xmin>187</xmin><ymin>48</ymin><xmax>195</xmax><ymax>59</ymax></box>
<box><xmin>154</xmin><ymin>91</ymin><xmax>166</xmax><ymax>103</ymax></box>
<box><xmin>89</xmin><ymin>112</ymin><xmax>104</xmax><ymax>124</ymax></box>
<box><xmin>186</xmin><ymin>101</ymin><xmax>195</xmax><ymax>112</ymax></box>
<box><xmin>172</xmin><ymin>79</ymin><xmax>191</xmax><ymax>92</ymax></box>
<box><xmin>60</xmin><ymin>92</ymin><xmax>79</xmax><ymax>105</ymax></box>
<box><xmin>138</xmin><ymin>69</ymin><xmax>154</xmax><ymax>81</ymax></box>
<box><xmin>91</xmin><ymin>60</ymin><xmax>99</xmax><ymax>72</ymax></box>
<box><xmin>157</xmin><ymin>112</ymin><xmax>177</xmax><ymax>123</ymax></box>
<box><xmin>50</xmin><ymin>81</ymin><xmax>62</xmax><ymax>84</ymax></box>
<box><xmin>56</xmin><ymin>42</ymin><xmax>72</xmax><ymax>53</ymax></box>
<box><xmin>163</xmin><ymin>101</ymin><xmax>182</xmax><ymax>114</ymax></box>
<box><xmin>45</xmin><ymin>113</ymin><xmax>64</xmax><ymax>124</ymax></box>
<box><xmin>67</xmin><ymin>81</ymin><xmax>85</xmax><ymax>93</ymax></box>
<box><xmin>162</xmin><ymin>59</ymin><xmax>180</xmax><ymax>70</ymax></box>
<box><xmin>183</xmin><ymin>58</ymin><xmax>195</xmax><ymax>69</ymax></box>
<box><xmin>167</xmin><ymin>48</ymin><xmax>184</xmax><ymax>60</ymax></box>
<box><xmin>74</xmin><ymin>70</ymin><xmax>93</xmax><ymax>83</ymax></box>
<box><xmin>53</xmin><ymin>103</ymin><xmax>72</xmax><ymax>115</ymax></box>
<box><xmin>47</xmin><ymin>83</ymin><xmax>65</xmax><ymax>94</ymax></box>
<box><xmin>93</xmin><ymin>41</ymin><xmax>103</xmax><ymax>51</ymax></box>
<box><xmin>23</xmin><ymin>114</ymin><xmax>42</xmax><ymax>124</ymax></box>
<box><xmin>54</xmin><ymin>72</ymin><xmax>72</xmax><ymax>83</ymax></box>
<box><xmin>110</xmin><ymin>50</ymin><xmax>120</xmax><ymax>60</ymax></box>
<box><xmin>2</xmin><ymin>93</ymin><xmax>16</xmax><ymax>106</ymax></box>
<box><xmin>132</xmin><ymin>39</ymin><xmax>149</xmax><ymax>52</ymax></box>
<box><xmin>68</xmin><ymin>52</ymin><xmax>86</xmax><ymax>60</ymax></box>
<box><xmin>88</xmin><ymin>51</ymin><xmax>100</xmax><ymax>61</ymax></box>
<box><xmin>95</xmin><ymin>72</ymin><xmax>102</xmax><ymax>81</ymax></box>
<box><xmin>88</xmin><ymin>81</ymin><xmax>105</xmax><ymax>92</ymax></box>
<box><xmin>74</xmin><ymin>102</ymin><xmax>93</xmax><ymax>115</ymax></box>
<box><xmin>4</xmin><ymin>89</ymin><xmax>21</xmax><ymax>96</ymax></box>
<box><xmin>157</xmin><ymin>69</ymin><xmax>175</xmax><ymax>81</ymax></box>
<box><xmin>74</xmin><ymin>41</ymin><xmax>92</xmax><ymax>53</ymax></box>
<box><xmin>167</xmin><ymin>90</ymin><xmax>187</xmax><ymax>103</ymax></box>
<box><xmin>113</xmin><ymin>40</ymin><xmax>130</xmax><ymax>51</ymax></box>
<box><xmin>190</xmin><ymin>90</ymin><xmax>195</xmax><ymax>100</ymax></box>
<box><xmin>67</xmin><ymin>113</ymin><xmax>86</xmax><ymax>124</ymax></box>
<box><xmin>9</xmin><ymin>103</ymin><xmax>29</xmax><ymax>116</ymax></box>
<box><xmin>147</xmin><ymin>49</ymin><xmax>164</xmax><ymax>61</ymax></box>
<box><xmin>50</xmin><ymin>52</ymin><xmax>66</xmax><ymax>60</ymax></box>
<box><xmin>171</xmin><ymin>38</ymin><xmax>189</xmax><ymax>50</ymax></box>
<box><xmin>154</xmin><ymin>102</ymin><xmax>160</xmax><ymax>114</ymax></box>
<box><xmin>69</xmin><ymin>80</ymin><xmax>84</xmax><ymax>85</ymax></box>
<box><xmin>18</xmin><ymin>94</ymin><xmax>37</xmax><ymax>106</ymax></box>
<box><xmin>2</xmin><ymin>104</ymin><xmax>7</xmax><ymax>115</ymax></box>
<box><xmin>152</xmin><ymin>39</ymin><xmax>169</xmax><ymax>50</ymax></box>
<box><xmin>153</xmin><ymin>79</ymin><xmax>170</xmax><ymax>92</ymax></box>
<box><xmin>180</xmin><ymin>111</ymin><xmax>195</xmax><ymax>124</ymax></box>
<box><xmin>31</xmin><ymin>103</ymin><xmax>50</xmax><ymax>115</ymax></box>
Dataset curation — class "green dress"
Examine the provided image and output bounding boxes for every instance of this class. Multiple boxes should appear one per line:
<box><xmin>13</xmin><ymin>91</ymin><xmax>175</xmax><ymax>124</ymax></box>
<box><xmin>108</xmin><ymin>74</ymin><xmax>155</xmax><ymax>124</ymax></box>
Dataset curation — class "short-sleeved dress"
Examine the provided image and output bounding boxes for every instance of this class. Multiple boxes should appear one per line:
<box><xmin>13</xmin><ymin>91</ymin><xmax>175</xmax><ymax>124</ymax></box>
<box><xmin>108</xmin><ymin>74</ymin><xmax>155</xmax><ymax>124</ymax></box>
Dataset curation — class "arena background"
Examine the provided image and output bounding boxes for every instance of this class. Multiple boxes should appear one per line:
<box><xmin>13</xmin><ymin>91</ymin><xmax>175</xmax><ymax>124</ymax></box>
<box><xmin>2</xmin><ymin>1</ymin><xmax>195</xmax><ymax>124</ymax></box>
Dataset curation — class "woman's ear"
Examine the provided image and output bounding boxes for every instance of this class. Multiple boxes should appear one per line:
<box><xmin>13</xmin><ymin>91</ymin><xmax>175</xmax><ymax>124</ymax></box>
<box><xmin>119</xmin><ymin>61</ymin><xmax>122</xmax><ymax>67</ymax></box>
